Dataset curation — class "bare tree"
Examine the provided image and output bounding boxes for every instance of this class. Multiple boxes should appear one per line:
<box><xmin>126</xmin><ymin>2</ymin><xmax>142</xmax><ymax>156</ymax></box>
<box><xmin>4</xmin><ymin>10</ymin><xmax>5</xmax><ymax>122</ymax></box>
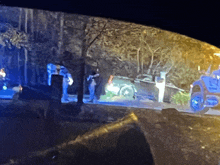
<box><xmin>146</xmin><ymin>44</ymin><xmax>161</xmax><ymax>74</ymax></box>
<box><xmin>24</xmin><ymin>8</ymin><xmax>28</xmax><ymax>85</ymax></box>
<box><xmin>137</xmin><ymin>47</ymin><xmax>140</xmax><ymax>73</ymax></box>
<box><xmin>58</xmin><ymin>12</ymin><xmax>64</xmax><ymax>60</ymax></box>
<box><xmin>18</xmin><ymin>8</ymin><xmax>22</xmax><ymax>84</ymax></box>
<box><xmin>61</xmin><ymin>15</ymin><xmax>109</xmax><ymax>104</ymax></box>
<box><xmin>30</xmin><ymin>8</ymin><xmax>36</xmax><ymax>85</ymax></box>
<box><xmin>0</xmin><ymin>19</ymin><xmax>30</xmax><ymax>85</ymax></box>
<box><xmin>78</xmin><ymin>17</ymin><xmax>108</xmax><ymax>104</ymax></box>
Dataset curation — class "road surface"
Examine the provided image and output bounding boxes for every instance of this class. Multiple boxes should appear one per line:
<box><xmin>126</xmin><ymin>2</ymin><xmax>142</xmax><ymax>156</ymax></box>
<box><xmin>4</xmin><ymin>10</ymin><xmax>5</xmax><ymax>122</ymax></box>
<box><xmin>65</xmin><ymin>95</ymin><xmax>220</xmax><ymax>116</ymax></box>
<box><xmin>0</xmin><ymin>90</ymin><xmax>220</xmax><ymax>115</ymax></box>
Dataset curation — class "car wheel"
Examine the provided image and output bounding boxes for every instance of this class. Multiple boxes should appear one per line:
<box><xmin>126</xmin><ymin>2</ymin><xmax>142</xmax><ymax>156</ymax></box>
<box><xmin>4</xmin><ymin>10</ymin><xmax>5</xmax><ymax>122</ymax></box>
<box><xmin>190</xmin><ymin>92</ymin><xmax>209</xmax><ymax>114</ymax></box>
<box><xmin>119</xmin><ymin>86</ymin><xmax>135</xmax><ymax>99</ymax></box>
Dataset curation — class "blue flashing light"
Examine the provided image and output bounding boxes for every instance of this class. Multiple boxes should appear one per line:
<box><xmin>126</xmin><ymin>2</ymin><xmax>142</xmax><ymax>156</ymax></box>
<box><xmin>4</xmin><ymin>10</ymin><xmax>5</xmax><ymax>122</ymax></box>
<box><xmin>206</xmin><ymin>98</ymin><xmax>218</xmax><ymax>106</ymax></box>
<box><xmin>3</xmin><ymin>85</ymin><xmax>7</xmax><ymax>90</ymax></box>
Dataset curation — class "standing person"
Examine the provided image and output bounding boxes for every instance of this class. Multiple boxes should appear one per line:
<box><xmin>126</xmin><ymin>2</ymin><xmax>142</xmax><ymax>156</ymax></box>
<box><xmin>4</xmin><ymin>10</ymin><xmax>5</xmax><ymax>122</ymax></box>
<box><xmin>87</xmin><ymin>69</ymin><xmax>99</xmax><ymax>103</ymax></box>
<box><xmin>94</xmin><ymin>68</ymin><xmax>103</xmax><ymax>102</ymax></box>
<box><xmin>47</xmin><ymin>63</ymin><xmax>58</xmax><ymax>86</ymax></box>
<box><xmin>0</xmin><ymin>68</ymin><xmax>6</xmax><ymax>80</ymax></box>
<box><xmin>0</xmin><ymin>68</ymin><xmax>6</xmax><ymax>90</ymax></box>
<box><xmin>59</xmin><ymin>66</ymin><xmax>73</xmax><ymax>102</ymax></box>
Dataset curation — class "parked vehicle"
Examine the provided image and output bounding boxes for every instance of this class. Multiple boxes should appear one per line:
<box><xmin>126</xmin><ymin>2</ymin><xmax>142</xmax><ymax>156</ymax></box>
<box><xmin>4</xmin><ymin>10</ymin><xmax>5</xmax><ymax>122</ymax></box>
<box><xmin>136</xmin><ymin>74</ymin><xmax>153</xmax><ymax>82</ymax></box>
<box><xmin>105</xmin><ymin>75</ymin><xmax>182</xmax><ymax>102</ymax></box>
<box><xmin>190</xmin><ymin>75</ymin><xmax>220</xmax><ymax>114</ymax></box>
<box><xmin>105</xmin><ymin>76</ymin><xmax>137</xmax><ymax>99</ymax></box>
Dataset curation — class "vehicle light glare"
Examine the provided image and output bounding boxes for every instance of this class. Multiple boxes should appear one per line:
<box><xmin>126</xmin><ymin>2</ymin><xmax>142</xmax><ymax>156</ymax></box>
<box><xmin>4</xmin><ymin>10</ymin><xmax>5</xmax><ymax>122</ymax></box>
<box><xmin>106</xmin><ymin>84</ymin><xmax>120</xmax><ymax>93</ymax></box>
<box><xmin>3</xmin><ymin>85</ymin><xmax>7</xmax><ymax>90</ymax></box>
<box><xmin>19</xmin><ymin>85</ymin><xmax>23</xmax><ymax>92</ymax></box>
<box><xmin>206</xmin><ymin>97</ymin><xmax>218</xmax><ymax>106</ymax></box>
<box><xmin>68</xmin><ymin>77</ymin><xmax>73</xmax><ymax>85</ymax></box>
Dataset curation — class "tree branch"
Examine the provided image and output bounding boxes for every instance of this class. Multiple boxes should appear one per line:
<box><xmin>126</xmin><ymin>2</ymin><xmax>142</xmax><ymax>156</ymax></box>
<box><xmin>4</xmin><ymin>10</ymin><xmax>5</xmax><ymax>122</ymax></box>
<box><xmin>146</xmin><ymin>42</ymin><xmax>153</xmax><ymax>54</ymax></box>
<box><xmin>146</xmin><ymin>43</ymin><xmax>155</xmax><ymax>74</ymax></box>
<box><xmin>85</xmin><ymin>28</ymin><xmax>91</xmax><ymax>36</ymax></box>
<box><xmin>152</xmin><ymin>61</ymin><xmax>162</xmax><ymax>74</ymax></box>
<box><xmin>153</xmin><ymin>47</ymin><xmax>161</xmax><ymax>53</ymax></box>
<box><xmin>165</xmin><ymin>59</ymin><xmax>175</xmax><ymax>74</ymax></box>
<box><xmin>115</xmin><ymin>56</ymin><xmax>123</xmax><ymax>61</ymax></box>
<box><xmin>88</xmin><ymin>20</ymin><xmax>109</xmax><ymax>48</ymax></box>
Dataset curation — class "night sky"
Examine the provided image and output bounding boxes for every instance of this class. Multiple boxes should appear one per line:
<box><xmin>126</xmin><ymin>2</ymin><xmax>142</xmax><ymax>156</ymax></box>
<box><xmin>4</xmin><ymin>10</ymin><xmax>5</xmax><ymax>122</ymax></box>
<box><xmin>1</xmin><ymin>0</ymin><xmax>219</xmax><ymax>47</ymax></box>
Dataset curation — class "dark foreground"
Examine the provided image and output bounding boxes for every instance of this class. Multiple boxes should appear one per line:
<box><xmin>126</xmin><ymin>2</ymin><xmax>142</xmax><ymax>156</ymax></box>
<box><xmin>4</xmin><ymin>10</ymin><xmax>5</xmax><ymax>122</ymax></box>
<box><xmin>1</xmin><ymin>101</ymin><xmax>220</xmax><ymax>165</ymax></box>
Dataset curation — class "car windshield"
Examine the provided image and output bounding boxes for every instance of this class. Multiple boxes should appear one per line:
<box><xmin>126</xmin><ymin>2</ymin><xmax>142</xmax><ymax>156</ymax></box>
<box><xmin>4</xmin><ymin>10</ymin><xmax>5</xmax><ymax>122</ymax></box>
<box><xmin>1</xmin><ymin>5</ymin><xmax>220</xmax><ymax>165</ymax></box>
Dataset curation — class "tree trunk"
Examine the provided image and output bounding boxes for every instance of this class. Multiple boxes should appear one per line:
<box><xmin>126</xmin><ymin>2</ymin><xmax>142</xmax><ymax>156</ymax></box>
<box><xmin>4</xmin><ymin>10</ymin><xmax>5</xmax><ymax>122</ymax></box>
<box><xmin>77</xmin><ymin>17</ymin><xmax>89</xmax><ymax>105</ymax></box>
<box><xmin>19</xmin><ymin>8</ymin><xmax>22</xmax><ymax>31</ymax></box>
<box><xmin>36</xmin><ymin>64</ymin><xmax>40</xmax><ymax>84</ymax></box>
<box><xmin>77</xmin><ymin>58</ymin><xmax>85</xmax><ymax>105</ymax></box>
<box><xmin>24</xmin><ymin>9</ymin><xmax>28</xmax><ymax>85</ymax></box>
<box><xmin>52</xmin><ymin>25</ymin><xmax>55</xmax><ymax>41</ymax></box>
<box><xmin>18</xmin><ymin>8</ymin><xmax>22</xmax><ymax>85</ymax></box>
<box><xmin>147</xmin><ymin>45</ymin><xmax>160</xmax><ymax>75</ymax></box>
<box><xmin>152</xmin><ymin>61</ymin><xmax>162</xmax><ymax>75</ymax></box>
<box><xmin>7</xmin><ymin>56</ymin><xmax>12</xmax><ymax>69</ymax></box>
<box><xmin>24</xmin><ymin>48</ymin><xmax>28</xmax><ymax>85</ymax></box>
<box><xmin>140</xmin><ymin>33</ymin><xmax>144</xmax><ymax>75</ymax></box>
<box><xmin>18</xmin><ymin>50</ymin><xmax>21</xmax><ymax>84</ymax></box>
<box><xmin>30</xmin><ymin>9</ymin><xmax>36</xmax><ymax>85</ymax></box>
<box><xmin>84</xmin><ymin>63</ymin><xmax>87</xmax><ymax>95</ymax></box>
<box><xmin>25</xmin><ymin>9</ymin><xmax>28</xmax><ymax>33</ymax></box>
<box><xmin>0</xmin><ymin>47</ymin><xmax>3</xmax><ymax>68</ymax></box>
<box><xmin>141</xmin><ymin>52</ymin><xmax>144</xmax><ymax>75</ymax></box>
<box><xmin>44</xmin><ymin>11</ymin><xmax>47</xmax><ymax>30</ymax></box>
<box><xmin>127</xmin><ymin>53</ymin><xmax>130</xmax><ymax>60</ymax></box>
<box><xmin>36</xmin><ymin>10</ymin><xmax>39</xmax><ymax>40</ymax></box>
<box><xmin>137</xmin><ymin>48</ymin><xmax>140</xmax><ymax>74</ymax></box>
<box><xmin>77</xmin><ymin>17</ymin><xmax>106</xmax><ymax>104</ymax></box>
<box><xmin>77</xmin><ymin>35</ymin><xmax>87</xmax><ymax>105</ymax></box>
<box><xmin>147</xmin><ymin>51</ymin><xmax>154</xmax><ymax>74</ymax></box>
<box><xmin>58</xmin><ymin>12</ymin><xmax>64</xmax><ymax>60</ymax></box>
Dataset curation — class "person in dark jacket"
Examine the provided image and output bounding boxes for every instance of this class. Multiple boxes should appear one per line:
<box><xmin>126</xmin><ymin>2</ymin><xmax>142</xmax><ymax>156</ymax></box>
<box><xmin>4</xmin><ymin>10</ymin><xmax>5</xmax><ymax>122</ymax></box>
<box><xmin>59</xmin><ymin>66</ymin><xmax>73</xmax><ymax>101</ymax></box>
<box><xmin>94</xmin><ymin>68</ymin><xmax>103</xmax><ymax>101</ymax></box>
<box><xmin>87</xmin><ymin>70</ymin><xmax>99</xmax><ymax>103</ymax></box>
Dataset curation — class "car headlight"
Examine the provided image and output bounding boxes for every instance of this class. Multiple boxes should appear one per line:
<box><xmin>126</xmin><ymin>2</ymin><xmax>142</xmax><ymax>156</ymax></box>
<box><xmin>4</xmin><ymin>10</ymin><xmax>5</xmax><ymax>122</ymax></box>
<box><xmin>106</xmin><ymin>84</ymin><xmax>120</xmax><ymax>93</ymax></box>
<box><xmin>206</xmin><ymin>97</ymin><xmax>219</xmax><ymax>106</ymax></box>
<box><xmin>106</xmin><ymin>83</ymin><xmax>113</xmax><ymax>90</ymax></box>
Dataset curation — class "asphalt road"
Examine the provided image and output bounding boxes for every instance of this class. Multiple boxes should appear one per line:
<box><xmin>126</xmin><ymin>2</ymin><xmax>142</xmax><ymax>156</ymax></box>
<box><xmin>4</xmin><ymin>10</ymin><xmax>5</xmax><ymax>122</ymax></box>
<box><xmin>1</xmin><ymin>93</ymin><xmax>220</xmax><ymax>115</ymax></box>
<box><xmin>66</xmin><ymin>95</ymin><xmax>220</xmax><ymax>116</ymax></box>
